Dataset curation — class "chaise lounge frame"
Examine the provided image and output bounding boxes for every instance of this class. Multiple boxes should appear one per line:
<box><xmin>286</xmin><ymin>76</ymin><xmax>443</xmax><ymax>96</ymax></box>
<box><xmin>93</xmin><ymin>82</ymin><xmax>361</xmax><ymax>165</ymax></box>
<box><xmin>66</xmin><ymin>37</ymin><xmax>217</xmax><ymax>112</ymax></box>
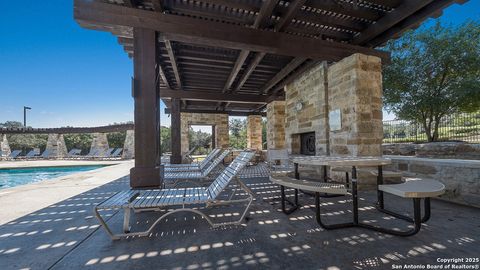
<box><xmin>94</xmin><ymin>151</ymin><xmax>255</xmax><ymax>240</ymax></box>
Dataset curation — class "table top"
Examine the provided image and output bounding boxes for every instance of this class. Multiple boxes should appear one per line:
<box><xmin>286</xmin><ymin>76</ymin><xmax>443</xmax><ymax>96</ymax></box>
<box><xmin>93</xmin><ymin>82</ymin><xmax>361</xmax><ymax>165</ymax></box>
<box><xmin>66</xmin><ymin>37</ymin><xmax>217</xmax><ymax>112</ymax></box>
<box><xmin>291</xmin><ymin>156</ymin><xmax>392</xmax><ymax>167</ymax></box>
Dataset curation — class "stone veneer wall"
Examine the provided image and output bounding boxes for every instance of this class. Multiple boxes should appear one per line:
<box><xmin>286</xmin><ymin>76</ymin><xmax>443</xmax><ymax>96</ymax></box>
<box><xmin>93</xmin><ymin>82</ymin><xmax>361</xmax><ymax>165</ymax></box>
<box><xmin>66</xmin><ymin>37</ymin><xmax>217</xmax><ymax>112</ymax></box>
<box><xmin>180</xmin><ymin>113</ymin><xmax>229</xmax><ymax>155</ymax></box>
<box><xmin>247</xmin><ymin>115</ymin><xmax>263</xmax><ymax>150</ymax></box>
<box><xmin>45</xmin><ymin>134</ymin><xmax>68</xmax><ymax>158</ymax></box>
<box><xmin>266</xmin><ymin>101</ymin><xmax>286</xmax><ymax>149</ymax></box>
<box><xmin>328</xmin><ymin>53</ymin><xmax>383</xmax><ymax>156</ymax></box>
<box><xmin>284</xmin><ymin>53</ymin><xmax>383</xmax><ymax>157</ymax></box>
<box><xmin>122</xmin><ymin>129</ymin><xmax>135</xmax><ymax>159</ymax></box>
<box><xmin>90</xmin><ymin>133</ymin><xmax>109</xmax><ymax>153</ymax></box>
<box><xmin>0</xmin><ymin>134</ymin><xmax>11</xmax><ymax>159</ymax></box>
<box><xmin>285</xmin><ymin>64</ymin><xmax>328</xmax><ymax>155</ymax></box>
<box><xmin>386</xmin><ymin>156</ymin><xmax>480</xmax><ymax>208</ymax></box>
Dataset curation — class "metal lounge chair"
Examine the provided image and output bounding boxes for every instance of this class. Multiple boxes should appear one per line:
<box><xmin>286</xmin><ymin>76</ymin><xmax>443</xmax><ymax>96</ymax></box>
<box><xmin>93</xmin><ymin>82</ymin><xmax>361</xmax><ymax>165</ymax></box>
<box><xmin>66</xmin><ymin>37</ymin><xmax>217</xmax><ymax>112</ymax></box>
<box><xmin>25</xmin><ymin>149</ymin><xmax>40</xmax><ymax>159</ymax></box>
<box><xmin>67</xmin><ymin>148</ymin><xmax>82</xmax><ymax>158</ymax></box>
<box><xmin>85</xmin><ymin>148</ymin><xmax>100</xmax><ymax>159</ymax></box>
<box><xmin>102</xmin><ymin>148</ymin><xmax>115</xmax><ymax>158</ymax></box>
<box><xmin>94</xmin><ymin>151</ymin><xmax>255</xmax><ymax>240</ymax></box>
<box><xmin>8</xmin><ymin>150</ymin><xmax>22</xmax><ymax>159</ymax></box>
<box><xmin>163</xmin><ymin>149</ymin><xmax>231</xmax><ymax>184</ymax></box>
<box><xmin>110</xmin><ymin>148</ymin><xmax>123</xmax><ymax>158</ymax></box>
<box><xmin>267</xmin><ymin>149</ymin><xmax>294</xmax><ymax>176</ymax></box>
<box><xmin>182</xmin><ymin>147</ymin><xmax>197</xmax><ymax>164</ymax></box>
<box><xmin>40</xmin><ymin>149</ymin><xmax>54</xmax><ymax>159</ymax></box>
<box><xmin>164</xmin><ymin>148</ymin><xmax>221</xmax><ymax>172</ymax></box>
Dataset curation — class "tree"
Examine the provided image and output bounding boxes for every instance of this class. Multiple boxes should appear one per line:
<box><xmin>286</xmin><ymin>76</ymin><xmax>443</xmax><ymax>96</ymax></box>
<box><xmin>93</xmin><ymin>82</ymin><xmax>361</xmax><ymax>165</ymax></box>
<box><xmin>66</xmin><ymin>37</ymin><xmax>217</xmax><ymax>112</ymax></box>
<box><xmin>229</xmin><ymin>118</ymin><xmax>247</xmax><ymax>149</ymax></box>
<box><xmin>383</xmin><ymin>20</ymin><xmax>480</xmax><ymax>142</ymax></box>
<box><xmin>160</xmin><ymin>126</ymin><xmax>171</xmax><ymax>154</ymax></box>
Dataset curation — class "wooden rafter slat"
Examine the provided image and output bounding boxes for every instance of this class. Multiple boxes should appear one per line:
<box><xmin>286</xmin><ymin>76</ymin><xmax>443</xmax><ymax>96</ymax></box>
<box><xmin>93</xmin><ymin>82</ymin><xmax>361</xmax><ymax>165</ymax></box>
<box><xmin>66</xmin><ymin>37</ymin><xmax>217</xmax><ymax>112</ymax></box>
<box><xmin>233</xmin><ymin>52</ymin><xmax>266</xmax><ymax>92</ymax></box>
<box><xmin>223</xmin><ymin>50</ymin><xmax>250</xmax><ymax>92</ymax></box>
<box><xmin>275</xmin><ymin>0</ymin><xmax>307</xmax><ymax>32</ymax></box>
<box><xmin>305</xmin><ymin>0</ymin><xmax>383</xmax><ymax>21</ymax></box>
<box><xmin>367</xmin><ymin>0</ymin><xmax>468</xmax><ymax>47</ymax></box>
<box><xmin>352</xmin><ymin>0</ymin><xmax>434</xmax><ymax>45</ymax></box>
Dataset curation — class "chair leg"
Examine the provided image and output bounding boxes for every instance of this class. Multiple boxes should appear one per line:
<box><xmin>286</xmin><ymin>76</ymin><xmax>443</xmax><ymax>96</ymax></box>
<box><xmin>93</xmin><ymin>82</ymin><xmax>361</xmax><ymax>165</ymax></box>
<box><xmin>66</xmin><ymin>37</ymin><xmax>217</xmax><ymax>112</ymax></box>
<box><xmin>280</xmin><ymin>186</ymin><xmax>299</xmax><ymax>215</ymax></box>
<box><xmin>123</xmin><ymin>208</ymin><xmax>131</xmax><ymax>233</ymax></box>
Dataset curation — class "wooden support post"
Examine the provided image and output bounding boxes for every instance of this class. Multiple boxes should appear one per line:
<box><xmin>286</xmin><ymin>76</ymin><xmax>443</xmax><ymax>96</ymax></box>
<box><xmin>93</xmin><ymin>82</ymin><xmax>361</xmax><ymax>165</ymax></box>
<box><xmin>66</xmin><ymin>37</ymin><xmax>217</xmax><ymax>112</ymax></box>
<box><xmin>130</xmin><ymin>27</ymin><xmax>162</xmax><ymax>188</ymax></box>
<box><xmin>170</xmin><ymin>98</ymin><xmax>182</xmax><ymax>164</ymax></box>
<box><xmin>211</xmin><ymin>125</ymin><xmax>216</xmax><ymax>149</ymax></box>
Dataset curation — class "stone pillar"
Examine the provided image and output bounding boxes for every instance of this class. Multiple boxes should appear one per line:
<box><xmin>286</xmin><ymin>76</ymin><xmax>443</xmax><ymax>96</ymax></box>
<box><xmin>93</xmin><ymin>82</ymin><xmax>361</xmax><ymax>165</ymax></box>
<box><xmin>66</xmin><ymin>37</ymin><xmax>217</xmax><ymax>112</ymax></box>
<box><xmin>90</xmin><ymin>133</ymin><xmax>109</xmax><ymax>154</ymax></box>
<box><xmin>328</xmin><ymin>53</ymin><xmax>383</xmax><ymax>157</ymax></box>
<box><xmin>0</xmin><ymin>134</ymin><xmax>11</xmax><ymax>159</ymax></box>
<box><xmin>181</xmin><ymin>113</ymin><xmax>229</xmax><ymax>156</ymax></box>
<box><xmin>266</xmin><ymin>101</ymin><xmax>286</xmax><ymax>149</ymax></box>
<box><xmin>46</xmin><ymin>134</ymin><xmax>68</xmax><ymax>158</ymax></box>
<box><xmin>247</xmin><ymin>115</ymin><xmax>263</xmax><ymax>150</ymax></box>
<box><xmin>130</xmin><ymin>28</ymin><xmax>162</xmax><ymax>188</ymax></box>
<box><xmin>122</xmin><ymin>129</ymin><xmax>135</xmax><ymax>159</ymax></box>
<box><xmin>170</xmin><ymin>98</ymin><xmax>182</xmax><ymax>164</ymax></box>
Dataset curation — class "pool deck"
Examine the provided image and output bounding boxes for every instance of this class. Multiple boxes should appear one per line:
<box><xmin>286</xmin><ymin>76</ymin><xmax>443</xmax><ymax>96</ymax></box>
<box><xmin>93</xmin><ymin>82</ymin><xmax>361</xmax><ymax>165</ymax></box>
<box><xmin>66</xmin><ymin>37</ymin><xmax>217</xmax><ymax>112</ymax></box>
<box><xmin>0</xmin><ymin>160</ymin><xmax>133</xmax><ymax>225</ymax></box>
<box><xmin>0</xmin><ymin>163</ymin><xmax>479</xmax><ymax>269</ymax></box>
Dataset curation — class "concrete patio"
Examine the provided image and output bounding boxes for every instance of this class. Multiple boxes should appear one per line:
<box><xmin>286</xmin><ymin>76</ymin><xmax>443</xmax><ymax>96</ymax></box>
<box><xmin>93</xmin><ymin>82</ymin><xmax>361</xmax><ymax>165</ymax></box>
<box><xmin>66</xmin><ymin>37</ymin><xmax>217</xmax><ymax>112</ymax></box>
<box><xmin>0</xmin><ymin>167</ymin><xmax>478</xmax><ymax>270</ymax></box>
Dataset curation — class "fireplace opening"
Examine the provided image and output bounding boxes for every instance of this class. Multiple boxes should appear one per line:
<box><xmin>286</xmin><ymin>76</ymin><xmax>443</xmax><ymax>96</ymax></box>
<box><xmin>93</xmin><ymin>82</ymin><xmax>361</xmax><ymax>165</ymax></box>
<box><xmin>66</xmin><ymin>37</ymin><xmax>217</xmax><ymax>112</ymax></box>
<box><xmin>300</xmin><ymin>132</ymin><xmax>316</xmax><ymax>155</ymax></box>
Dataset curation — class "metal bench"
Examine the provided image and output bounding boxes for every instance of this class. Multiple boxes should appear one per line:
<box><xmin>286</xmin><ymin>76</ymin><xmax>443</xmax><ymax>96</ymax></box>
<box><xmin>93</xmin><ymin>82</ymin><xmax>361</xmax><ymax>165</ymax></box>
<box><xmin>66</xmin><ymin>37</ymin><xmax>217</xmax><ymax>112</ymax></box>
<box><xmin>95</xmin><ymin>151</ymin><xmax>255</xmax><ymax>240</ymax></box>
<box><xmin>269</xmin><ymin>175</ymin><xmax>349</xmax><ymax>214</ymax></box>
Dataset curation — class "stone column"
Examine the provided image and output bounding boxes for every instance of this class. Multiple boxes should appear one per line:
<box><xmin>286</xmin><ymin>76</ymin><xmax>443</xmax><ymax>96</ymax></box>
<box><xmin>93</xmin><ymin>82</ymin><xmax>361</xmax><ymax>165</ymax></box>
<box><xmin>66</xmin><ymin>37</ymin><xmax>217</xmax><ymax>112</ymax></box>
<box><xmin>328</xmin><ymin>53</ymin><xmax>383</xmax><ymax>157</ymax></box>
<box><xmin>90</xmin><ymin>133</ymin><xmax>109</xmax><ymax>154</ymax></box>
<box><xmin>0</xmin><ymin>134</ymin><xmax>11</xmax><ymax>159</ymax></box>
<box><xmin>266</xmin><ymin>101</ymin><xmax>286</xmax><ymax>149</ymax></box>
<box><xmin>122</xmin><ymin>129</ymin><xmax>135</xmax><ymax>159</ymax></box>
<box><xmin>46</xmin><ymin>134</ymin><xmax>68</xmax><ymax>158</ymax></box>
<box><xmin>247</xmin><ymin>115</ymin><xmax>263</xmax><ymax>150</ymax></box>
<box><xmin>215</xmin><ymin>114</ymin><xmax>229</xmax><ymax>149</ymax></box>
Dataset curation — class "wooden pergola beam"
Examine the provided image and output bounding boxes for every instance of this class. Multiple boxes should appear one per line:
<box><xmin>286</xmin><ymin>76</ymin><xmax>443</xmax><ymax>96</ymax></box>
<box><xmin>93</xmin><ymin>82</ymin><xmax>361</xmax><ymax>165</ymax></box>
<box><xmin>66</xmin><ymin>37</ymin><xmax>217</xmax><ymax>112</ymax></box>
<box><xmin>234</xmin><ymin>52</ymin><xmax>266</xmax><ymax>92</ymax></box>
<box><xmin>352</xmin><ymin>0</ymin><xmax>434</xmax><ymax>45</ymax></box>
<box><xmin>159</xmin><ymin>88</ymin><xmax>273</xmax><ymax>103</ymax></box>
<box><xmin>165</xmin><ymin>108</ymin><xmax>266</xmax><ymax>117</ymax></box>
<box><xmin>164</xmin><ymin>39</ymin><xmax>182</xmax><ymax>89</ymax></box>
<box><xmin>261</xmin><ymin>57</ymin><xmax>307</xmax><ymax>94</ymax></box>
<box><xmin>223</xmin><ymin>50</ymin><xmax>249</xmax><ymax>92</ymax></box>
<box><xmin>74</xmin><ymin>0</ymin><xmax>390</xmax><ymax>62</ymax></box>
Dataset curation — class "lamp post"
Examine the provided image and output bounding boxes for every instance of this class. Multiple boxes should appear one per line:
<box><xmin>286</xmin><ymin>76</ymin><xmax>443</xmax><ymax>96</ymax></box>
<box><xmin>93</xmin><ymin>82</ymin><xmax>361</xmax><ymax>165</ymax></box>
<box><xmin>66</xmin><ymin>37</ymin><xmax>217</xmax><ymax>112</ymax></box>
<box><xmin>23</xmin><ymin>106</ymin><xmax>31</xmax><ymax>127</ymax></box>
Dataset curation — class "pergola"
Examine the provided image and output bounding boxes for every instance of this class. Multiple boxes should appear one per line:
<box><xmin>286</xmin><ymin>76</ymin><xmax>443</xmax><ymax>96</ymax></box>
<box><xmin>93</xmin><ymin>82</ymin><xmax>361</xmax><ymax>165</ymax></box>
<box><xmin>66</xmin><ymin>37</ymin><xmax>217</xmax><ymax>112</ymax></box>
<box><xmin>74</xmin><ymin>0</ymin><xmax>465</xmax><ymax>188</ymax></box>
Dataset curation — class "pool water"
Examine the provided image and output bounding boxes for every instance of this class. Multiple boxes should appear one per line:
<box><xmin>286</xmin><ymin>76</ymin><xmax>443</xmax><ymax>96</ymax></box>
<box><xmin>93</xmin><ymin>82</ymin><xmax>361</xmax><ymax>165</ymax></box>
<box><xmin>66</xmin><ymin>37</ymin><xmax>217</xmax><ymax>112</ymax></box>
<box><xmin>0</xmin><ymin>165</ymin><xmax>107</xmax><ymax>189</ymax></box>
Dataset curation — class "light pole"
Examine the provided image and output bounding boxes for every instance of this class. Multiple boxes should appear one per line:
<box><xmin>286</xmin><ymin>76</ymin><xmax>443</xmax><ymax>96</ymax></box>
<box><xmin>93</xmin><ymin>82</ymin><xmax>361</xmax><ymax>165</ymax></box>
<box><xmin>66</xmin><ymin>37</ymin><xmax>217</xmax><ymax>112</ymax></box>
<box><xmin>23</xmin><ymin>106</ymin><xmax>31</xmax><ymax>127</ymax></box>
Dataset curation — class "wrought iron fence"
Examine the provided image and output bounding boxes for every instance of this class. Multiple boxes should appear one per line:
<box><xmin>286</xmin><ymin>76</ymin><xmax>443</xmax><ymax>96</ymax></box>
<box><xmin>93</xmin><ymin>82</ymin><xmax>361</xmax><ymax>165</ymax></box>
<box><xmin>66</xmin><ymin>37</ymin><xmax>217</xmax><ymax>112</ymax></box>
<box><xmin>383</xmin><ymin>112</ymin><xmax>480</xmax><ymax>144</ymax></box>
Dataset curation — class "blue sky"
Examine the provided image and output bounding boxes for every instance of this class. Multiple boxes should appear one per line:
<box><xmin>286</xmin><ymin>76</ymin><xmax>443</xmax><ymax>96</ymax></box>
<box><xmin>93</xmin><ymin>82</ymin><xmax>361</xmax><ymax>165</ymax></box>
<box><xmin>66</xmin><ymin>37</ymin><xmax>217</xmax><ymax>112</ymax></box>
<box><xmin>0</xmin><ymin>1</ymin><xmax>478</xmax><ymax>128</ymax></box>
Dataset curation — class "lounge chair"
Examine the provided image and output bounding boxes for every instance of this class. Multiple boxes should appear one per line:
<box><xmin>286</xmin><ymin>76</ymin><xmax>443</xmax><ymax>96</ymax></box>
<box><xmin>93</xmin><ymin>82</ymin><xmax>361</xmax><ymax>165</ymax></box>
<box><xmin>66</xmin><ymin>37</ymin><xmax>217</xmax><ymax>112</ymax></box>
<box><xmin>102</xmin><ymin>148</ymin><xmax>115</xmax><ymax>158</ymax></box>
<box><xmin>164</xmin><ymin>149</ymin><xmax>231</xmax><ymax>185</ymax></box>
<box><xmin>164</xmin><ymin>148</ymin><xmax>221</xmax><ymax>172</ymax></box>
<box><xmin>25</xmin><ymin>149</ymin><xmax>40</xmax><ymax>159</ymax></box>
<box><xmin>94</xmin><ymin>151</ymin><xmax>255</xmax><ymax>240</ymax></box>
<box><xmin>40</xmin><ymin>149</ymin><xmax>53</xmax><ymax>159</ymax></box>
<box><xmin>85</xmin><ymin>148</ymin><xmax>100</xmax><ymax>158</ymax></box>
<box><xmin>67</xmin><ymin>148</ymin><xmax>82</xmax><ymax>158</ymax></box>
<box><xmin>110</xmin><ymin>148</ymin><xmax>123</xmax><ymax>158</ymax></box>
<box><xmin>267</xmin><ymin>149</ymin><xmax>294</xmax><ymax>176</ymax></box>
<box><xmin>8</xmin><ymin>150</ymin><xmax>22</xmax><ymax>159</ymax></box>
<box><xmin>182</xmin><ymin>147</ymin><xmax>197</xmax><ymax>163</ymax></box>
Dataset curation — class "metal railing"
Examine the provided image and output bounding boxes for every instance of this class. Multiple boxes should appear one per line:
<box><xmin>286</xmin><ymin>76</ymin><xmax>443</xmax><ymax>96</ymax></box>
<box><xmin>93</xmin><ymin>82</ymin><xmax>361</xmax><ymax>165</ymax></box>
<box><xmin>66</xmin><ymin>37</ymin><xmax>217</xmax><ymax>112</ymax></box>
<box><xmin>383</xmin><ymin>112</ymin><xmax>480</xmax><ymax>144</ymax></box>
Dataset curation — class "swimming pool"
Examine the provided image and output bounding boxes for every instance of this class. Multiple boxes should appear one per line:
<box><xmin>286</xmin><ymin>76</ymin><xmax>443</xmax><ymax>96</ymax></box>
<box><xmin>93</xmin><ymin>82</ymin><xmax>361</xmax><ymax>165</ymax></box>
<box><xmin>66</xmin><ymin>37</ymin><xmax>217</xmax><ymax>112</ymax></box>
<box><xmin>0</xmin><ymin>165</ymin><xmax>107</xmax><ymax>189</ymax></box>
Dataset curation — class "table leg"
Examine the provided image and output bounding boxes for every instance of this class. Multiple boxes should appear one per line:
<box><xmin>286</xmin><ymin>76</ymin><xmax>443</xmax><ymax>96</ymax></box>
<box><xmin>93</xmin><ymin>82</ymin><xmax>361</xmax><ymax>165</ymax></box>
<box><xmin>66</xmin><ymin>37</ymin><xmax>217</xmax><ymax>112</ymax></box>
<box><xmin>377</xmin><ymin>165</ymin><xmax>384</xmax><ymax>209</ymax></box>
<box><xmin>352</xmin><ymin>166</ymin><xmax>359</xmax><ymax>225</ymax></box>
<box><xmin>294</xmin><ymin>163</ymin><xmax>299</xmax><ymax>180</ymax></box>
